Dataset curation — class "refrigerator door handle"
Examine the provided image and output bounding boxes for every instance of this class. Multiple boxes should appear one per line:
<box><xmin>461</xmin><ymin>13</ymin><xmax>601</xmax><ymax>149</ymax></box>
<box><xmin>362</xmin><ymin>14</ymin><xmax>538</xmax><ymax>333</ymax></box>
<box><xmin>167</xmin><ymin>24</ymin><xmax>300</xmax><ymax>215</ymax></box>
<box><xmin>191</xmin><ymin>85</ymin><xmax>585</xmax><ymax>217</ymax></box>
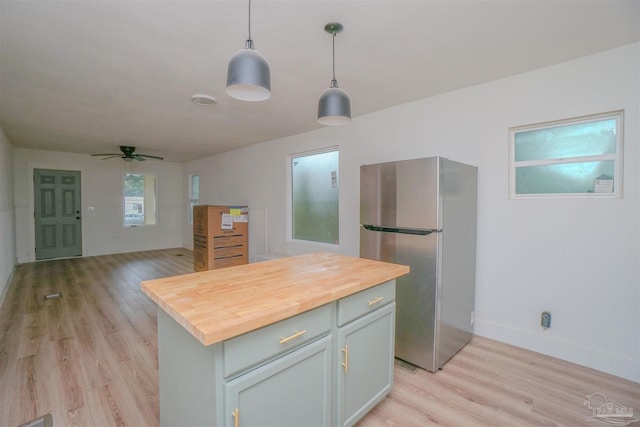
<box><xmin>361</xmin><ymin>224</ymin><xmax>442</xmax><ymax>235</ymax></box>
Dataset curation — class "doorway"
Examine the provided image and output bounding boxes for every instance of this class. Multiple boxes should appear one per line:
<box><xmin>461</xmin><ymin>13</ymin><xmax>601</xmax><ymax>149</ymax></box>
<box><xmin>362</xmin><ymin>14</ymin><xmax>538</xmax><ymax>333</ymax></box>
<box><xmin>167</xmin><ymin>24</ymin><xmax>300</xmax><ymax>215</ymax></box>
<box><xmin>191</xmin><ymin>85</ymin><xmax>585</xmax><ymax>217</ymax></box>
<box><xmin>34</xmin><ymin>169</ymin><xmax>82</xmax><ymax>260</ymax></box>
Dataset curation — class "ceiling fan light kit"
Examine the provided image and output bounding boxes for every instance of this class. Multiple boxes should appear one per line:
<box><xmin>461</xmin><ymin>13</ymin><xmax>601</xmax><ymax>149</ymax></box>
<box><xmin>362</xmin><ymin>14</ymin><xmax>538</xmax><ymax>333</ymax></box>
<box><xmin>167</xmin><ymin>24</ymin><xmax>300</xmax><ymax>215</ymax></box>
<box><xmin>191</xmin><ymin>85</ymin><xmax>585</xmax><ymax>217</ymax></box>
<box><xmin>226</xmin><ymin>0</ymin><xmax>271</xmax><ymax>102</ymax></box>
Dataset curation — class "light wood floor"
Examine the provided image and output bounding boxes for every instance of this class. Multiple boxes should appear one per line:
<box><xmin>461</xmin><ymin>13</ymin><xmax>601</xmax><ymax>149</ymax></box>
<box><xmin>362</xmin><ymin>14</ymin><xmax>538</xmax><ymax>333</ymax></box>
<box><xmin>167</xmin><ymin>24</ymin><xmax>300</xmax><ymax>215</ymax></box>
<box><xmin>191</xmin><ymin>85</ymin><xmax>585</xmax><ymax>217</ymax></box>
<box><xmin>1</xmin><ymin>249</ymin><xmax>638</xmax><ymax>427</ymax></box>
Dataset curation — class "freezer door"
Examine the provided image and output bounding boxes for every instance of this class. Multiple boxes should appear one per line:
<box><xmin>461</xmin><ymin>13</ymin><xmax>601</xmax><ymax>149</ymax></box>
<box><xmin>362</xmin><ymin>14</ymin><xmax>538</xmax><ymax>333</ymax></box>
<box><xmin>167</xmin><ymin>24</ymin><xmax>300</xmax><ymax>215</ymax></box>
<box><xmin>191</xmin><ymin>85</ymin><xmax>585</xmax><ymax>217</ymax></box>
<box><xmin>360</xmin><ymin>227</ymin><xmax>440</xmax><ymax>371</ymax></box>
<box><xmin>360</xmin><ymin>157</ymin><xmax>441</xmax><ymax>230</ymax></box>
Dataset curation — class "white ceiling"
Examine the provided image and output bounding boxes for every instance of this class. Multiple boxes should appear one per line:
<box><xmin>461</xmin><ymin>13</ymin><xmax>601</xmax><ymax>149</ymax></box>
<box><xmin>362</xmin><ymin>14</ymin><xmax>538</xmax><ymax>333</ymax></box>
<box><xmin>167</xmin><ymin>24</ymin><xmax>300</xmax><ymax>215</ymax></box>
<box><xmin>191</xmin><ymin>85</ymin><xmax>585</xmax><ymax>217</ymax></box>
<box><xmin>1</xmin><ymin>0</ymin><xmax>638</xmax><ymax>162</ymax></box>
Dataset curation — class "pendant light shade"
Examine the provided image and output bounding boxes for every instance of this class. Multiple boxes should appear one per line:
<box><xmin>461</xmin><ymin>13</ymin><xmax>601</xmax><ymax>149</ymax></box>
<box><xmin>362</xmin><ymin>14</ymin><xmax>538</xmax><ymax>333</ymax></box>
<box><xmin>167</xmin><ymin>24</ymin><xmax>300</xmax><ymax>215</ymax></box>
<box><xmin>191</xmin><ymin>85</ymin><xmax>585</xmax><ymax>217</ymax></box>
<box><xmin>226</xmin><ymin>0</ymin><xmax>271</xmax><ymax>102</ymax></box>
<box><xmin>318</xmin><ymin>22</ymin><xmax>351</xmax><ymax>126</ymax></box>
<box><xmin>318</xmin><ymin>82</ymin><xmax>351</xmax><ymax>126</ymax></box>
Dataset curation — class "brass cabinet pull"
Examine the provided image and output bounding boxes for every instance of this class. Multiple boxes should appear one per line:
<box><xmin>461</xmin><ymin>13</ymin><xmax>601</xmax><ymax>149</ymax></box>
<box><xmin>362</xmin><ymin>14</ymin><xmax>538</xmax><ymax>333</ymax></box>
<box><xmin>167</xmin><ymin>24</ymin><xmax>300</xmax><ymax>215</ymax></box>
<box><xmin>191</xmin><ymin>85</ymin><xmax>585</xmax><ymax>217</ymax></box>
<box><xmin>232</xmin><ymin>408</ymin><xmax>239</xmax><ymax>427</ymax></box>
<box><xmin>279</xmin><ymin>329</ymin><xmax>307</xmax><ymax>344</ymax></box>
<box><xmin>342</xmin><ymin>345</ymin><xmax>349</xmax><ymax>373</ymax></box>
<box><xmin>367</xmin><ymin>296</ymin><xmax>384</xmax><ymax>306</ymax></box>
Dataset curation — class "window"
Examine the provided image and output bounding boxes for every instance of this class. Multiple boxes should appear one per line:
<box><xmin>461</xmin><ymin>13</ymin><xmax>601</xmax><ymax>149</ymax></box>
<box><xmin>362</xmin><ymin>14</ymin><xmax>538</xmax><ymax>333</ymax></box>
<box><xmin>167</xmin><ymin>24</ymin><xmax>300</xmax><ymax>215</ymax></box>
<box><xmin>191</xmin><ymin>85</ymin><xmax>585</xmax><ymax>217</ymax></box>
<box><xmin>509</xmin><ymin>111</ymin><xmax>623</xmax><ymax>198</ymax></box>
<box><xmin>290</xmin><ymin>149</ymin><xmax>339</xmax><ymax>244</ymax></box>
<box><xmin>124</xmin><ymin>173</ymin><xmax>156</xmax><ymax>225</ymax></box>
<box><xmin>189</xmin><ymin>174</ymin><xmax>199</xmax><ymax>225</ymax></box>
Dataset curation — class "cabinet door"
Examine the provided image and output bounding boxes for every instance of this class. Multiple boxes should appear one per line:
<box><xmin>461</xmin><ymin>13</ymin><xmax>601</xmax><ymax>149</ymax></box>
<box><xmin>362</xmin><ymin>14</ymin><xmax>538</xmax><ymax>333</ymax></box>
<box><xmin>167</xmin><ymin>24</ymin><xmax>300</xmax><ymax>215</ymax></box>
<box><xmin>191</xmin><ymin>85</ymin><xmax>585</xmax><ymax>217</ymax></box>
<box><xmin>225</xmin><ymin>336</ymin><xmax>332</xmax><ymax>427</ymax></box>
<box><xmin>337</xmin><ymin>302</ymin><xmax>395</xmax><ymax>427</ymax></box>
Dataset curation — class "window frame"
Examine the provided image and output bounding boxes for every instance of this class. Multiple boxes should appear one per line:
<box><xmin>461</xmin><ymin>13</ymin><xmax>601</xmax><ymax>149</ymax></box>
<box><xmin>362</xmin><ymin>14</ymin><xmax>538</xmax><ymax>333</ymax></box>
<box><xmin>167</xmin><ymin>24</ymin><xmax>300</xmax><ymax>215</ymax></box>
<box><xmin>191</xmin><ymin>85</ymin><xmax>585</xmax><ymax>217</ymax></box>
<box><xmin>123</xmin><ymin>172</ymin><xmax>158</xmax><ymax>226</ymax></box>
<box><xmin>286</xmin><ymin>146</ymin><xmax>340</xmax><ymax>246</ymax></box>
<box><xmin>508</xmin><ymin>110</ymin><xmax>623</xmax><ymax>199</ymax></box>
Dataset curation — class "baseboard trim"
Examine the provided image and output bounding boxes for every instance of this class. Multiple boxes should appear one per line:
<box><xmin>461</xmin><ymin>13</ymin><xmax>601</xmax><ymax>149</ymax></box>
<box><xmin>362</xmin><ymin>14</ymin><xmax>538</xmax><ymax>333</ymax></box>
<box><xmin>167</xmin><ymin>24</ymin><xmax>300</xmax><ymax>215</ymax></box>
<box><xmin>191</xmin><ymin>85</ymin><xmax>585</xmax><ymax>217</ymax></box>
<box><xmin>475</xmin><ymin>318</ymin><xmax>639</xmax><ymax>383</ymax></box>
<box><xmin>0</xmin><ymin>266</ymin><xmax>14</xmax><ymax>309</ymax></box>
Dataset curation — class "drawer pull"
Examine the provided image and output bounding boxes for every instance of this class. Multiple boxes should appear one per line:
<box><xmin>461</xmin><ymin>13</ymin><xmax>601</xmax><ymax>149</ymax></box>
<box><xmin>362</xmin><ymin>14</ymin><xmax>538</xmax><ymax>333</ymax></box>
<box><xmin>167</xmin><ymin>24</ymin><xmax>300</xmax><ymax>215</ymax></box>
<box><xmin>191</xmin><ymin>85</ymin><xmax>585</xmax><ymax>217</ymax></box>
<box><xmin>342</xmin><ymin>345</ymin><xmax>349</xmax><ymax>373</ymax></box>
<box><xmin>232</xmin><ymin>408</ymin><xmax>239</xmax><ymax>427</ymax></box>
<box><xmin>279</xmin><ymin>329</ymin><xmax>307</xmax><ymax>344</ymax></box>
<box><xmin>367</xmin><ymin>296</ymin><xmax>384</xmax><ymax>306</ymax></box>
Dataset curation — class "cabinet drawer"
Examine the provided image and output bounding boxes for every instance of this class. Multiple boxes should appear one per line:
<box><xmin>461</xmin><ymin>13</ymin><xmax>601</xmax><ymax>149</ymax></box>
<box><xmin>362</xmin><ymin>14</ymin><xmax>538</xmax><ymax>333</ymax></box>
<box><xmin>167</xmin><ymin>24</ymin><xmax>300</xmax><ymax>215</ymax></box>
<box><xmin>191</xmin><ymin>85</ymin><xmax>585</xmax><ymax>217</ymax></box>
<box><xmin>224</xmin><ymin>304</ymin><xmax>332</xmax><ymax>378</ymax></box>
<box><xmin>337</xmin><ymin>280</ymin><xmax>395</xmax><ymax>327</ymax></box>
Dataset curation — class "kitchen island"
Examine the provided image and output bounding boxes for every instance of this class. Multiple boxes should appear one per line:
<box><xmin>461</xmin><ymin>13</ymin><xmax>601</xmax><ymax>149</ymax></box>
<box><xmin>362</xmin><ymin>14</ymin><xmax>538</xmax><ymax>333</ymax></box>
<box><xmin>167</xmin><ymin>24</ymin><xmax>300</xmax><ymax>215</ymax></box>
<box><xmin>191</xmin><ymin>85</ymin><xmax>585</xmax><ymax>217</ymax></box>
<box><xmin>142</xmin><ymin>252</ymin><xmax>409</xmax><ymax>427</ymax></box>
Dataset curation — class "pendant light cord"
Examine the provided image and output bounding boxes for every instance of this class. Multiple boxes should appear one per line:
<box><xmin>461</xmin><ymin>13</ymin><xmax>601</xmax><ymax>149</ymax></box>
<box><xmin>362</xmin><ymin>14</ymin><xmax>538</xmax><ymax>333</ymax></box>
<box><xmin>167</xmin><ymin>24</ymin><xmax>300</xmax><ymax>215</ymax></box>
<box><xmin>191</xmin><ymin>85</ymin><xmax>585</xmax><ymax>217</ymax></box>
<box><xmin>332</xmin><ymin>32</ymin><xmax>336</xmax><ymax>81</ymax></box>
<box><xmin>330</xmin><ymin>31</ymin><xmax>338</xmax><ymax>88</ymax></box>
<box><xmin>244</xmin><ymin>0</ymin><xmax>254</xmax><ymax>49</ymax></box>
<box><xmin>248</xmin><ymin>0</ymin><xmax>252</xmax><ymax>41</ymax></box>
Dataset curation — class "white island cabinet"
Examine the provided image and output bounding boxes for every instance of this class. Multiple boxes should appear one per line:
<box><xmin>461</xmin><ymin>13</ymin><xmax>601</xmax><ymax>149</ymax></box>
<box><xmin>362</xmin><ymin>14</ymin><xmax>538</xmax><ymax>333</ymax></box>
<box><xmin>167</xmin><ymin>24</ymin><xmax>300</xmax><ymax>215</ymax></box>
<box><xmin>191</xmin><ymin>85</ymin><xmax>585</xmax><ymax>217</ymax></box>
<box><xmin>337</xmin><ymin>280</ymin><xmax>397</xmax><ymax>427</ymax></box>
<box><xmin>142</xmin><ymin>253</ymin><xmax>409</xmax><ymax>427</ymax></box>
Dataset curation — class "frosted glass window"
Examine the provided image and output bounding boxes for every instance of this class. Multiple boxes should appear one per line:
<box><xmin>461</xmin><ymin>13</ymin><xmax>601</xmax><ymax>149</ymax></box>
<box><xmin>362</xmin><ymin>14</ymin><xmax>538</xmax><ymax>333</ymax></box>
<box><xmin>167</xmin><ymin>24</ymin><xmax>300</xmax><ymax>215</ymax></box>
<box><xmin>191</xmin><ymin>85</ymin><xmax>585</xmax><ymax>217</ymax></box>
<box><xmin>515</xmin><ymin>160</ymin><xmax>614</xmax><ymax>194</ymax></box>
<box><xmin>191</xmin><ymin>175</ymin><xmax>200</xmax><ymax>199</ymax></box>
<box><xmin>514</xmin><ymin>119</ymin><xmax>617</xmax><ymax>161</ymax></box>
<box><xmin>124</xmin><ymin>173</ymin><xmax>156</xmax><ymax>225</ymax></box>
<box><xmin>510</xmin><ymin>111</ymin><xmax>622</xmax><ymax>198</ymax></box>
<box><xmin>291</xmin><ymin>150</ymin><xmax>339</xmax><ymax>244</ymax></box>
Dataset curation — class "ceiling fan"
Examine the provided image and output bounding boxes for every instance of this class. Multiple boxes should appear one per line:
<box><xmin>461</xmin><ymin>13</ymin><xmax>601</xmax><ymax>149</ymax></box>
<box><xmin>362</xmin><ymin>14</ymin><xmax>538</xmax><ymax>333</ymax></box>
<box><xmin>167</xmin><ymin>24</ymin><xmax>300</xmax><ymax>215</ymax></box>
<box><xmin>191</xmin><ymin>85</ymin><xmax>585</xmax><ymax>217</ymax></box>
<box><xmin>91</xmin><ymin>146</ymin><xmax>164</xmax><ymax>161</ymax></box>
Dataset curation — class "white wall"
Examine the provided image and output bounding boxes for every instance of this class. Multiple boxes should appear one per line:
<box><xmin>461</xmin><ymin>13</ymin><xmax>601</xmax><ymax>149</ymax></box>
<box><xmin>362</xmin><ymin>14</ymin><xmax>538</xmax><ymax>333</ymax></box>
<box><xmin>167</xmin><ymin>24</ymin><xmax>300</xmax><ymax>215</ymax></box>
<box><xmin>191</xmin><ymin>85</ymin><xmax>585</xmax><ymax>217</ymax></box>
<box><xmin>14</xmin><ymin>148</ymin><xmax>184</xmax><ymax>262</ymax></box>
<box><xmin>186</xmin><ymin>43</ymin><xmax>640</xmax><ymax>382</ymax></box>
<box><xmin>0</xmin><ymin>126</ymin><xmax>16</xmax><ymax>305</ymax></box>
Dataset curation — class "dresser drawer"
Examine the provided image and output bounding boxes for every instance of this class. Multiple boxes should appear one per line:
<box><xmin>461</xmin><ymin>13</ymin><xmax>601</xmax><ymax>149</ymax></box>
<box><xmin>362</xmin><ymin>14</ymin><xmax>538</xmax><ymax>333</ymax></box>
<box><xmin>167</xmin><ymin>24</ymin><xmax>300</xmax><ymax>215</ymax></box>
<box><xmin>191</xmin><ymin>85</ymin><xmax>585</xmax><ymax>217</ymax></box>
<box><xmin>223</xmin><ymin>304</ymin><xmax>332</xmax><ymax>378</ymax></box>
<box><xmin>337</xmin><ymin>280</ymin><xmax>395</xmax><ymax>326</ymax></box>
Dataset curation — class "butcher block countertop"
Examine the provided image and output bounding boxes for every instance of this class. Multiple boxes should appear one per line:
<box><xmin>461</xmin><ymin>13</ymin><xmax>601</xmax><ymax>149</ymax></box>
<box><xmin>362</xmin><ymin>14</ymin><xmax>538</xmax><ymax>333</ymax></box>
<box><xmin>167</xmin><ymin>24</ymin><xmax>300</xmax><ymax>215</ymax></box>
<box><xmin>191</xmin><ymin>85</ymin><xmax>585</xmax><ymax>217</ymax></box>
<box><xmin>141</xmin><ymin>252</ymin><xmax>409</xmax><ymax>346</ymax></box>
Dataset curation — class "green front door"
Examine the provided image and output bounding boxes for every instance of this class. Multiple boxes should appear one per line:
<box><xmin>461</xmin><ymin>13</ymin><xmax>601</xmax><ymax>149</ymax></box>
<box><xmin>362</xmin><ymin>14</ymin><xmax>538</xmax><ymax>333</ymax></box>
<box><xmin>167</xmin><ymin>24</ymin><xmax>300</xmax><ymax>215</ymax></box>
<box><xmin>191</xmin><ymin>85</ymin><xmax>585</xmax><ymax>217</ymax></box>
<box><xmin>34</xmin><ymin>169</ymin><xmax>82</xmax><ymax>260</ymax></box>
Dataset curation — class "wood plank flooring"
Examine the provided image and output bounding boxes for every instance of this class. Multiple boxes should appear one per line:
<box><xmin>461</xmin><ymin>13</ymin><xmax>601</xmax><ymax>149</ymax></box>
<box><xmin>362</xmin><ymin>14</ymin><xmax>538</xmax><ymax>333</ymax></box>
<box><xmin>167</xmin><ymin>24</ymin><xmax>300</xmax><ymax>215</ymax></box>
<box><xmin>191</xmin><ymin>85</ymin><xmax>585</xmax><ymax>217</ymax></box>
<box><xmin>1</xmin><ymin>249</ymin><xmax>638</xmax><ymax>426</ymax></box>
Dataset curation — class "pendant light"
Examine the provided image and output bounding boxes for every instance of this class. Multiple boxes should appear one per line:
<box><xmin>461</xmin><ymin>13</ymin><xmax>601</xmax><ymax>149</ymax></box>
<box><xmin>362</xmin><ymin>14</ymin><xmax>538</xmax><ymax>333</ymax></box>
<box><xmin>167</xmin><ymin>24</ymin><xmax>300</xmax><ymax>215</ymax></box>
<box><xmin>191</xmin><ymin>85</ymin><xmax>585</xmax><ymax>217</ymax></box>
<box><xmin>317</xmin><ymin>22</ymin><xmax>351</xmax><ymax>126</ymax></box>
<box><xmin>226</xmin><ymin>0</ymin><xmax>271</xmax><ymax>101</ymax></box>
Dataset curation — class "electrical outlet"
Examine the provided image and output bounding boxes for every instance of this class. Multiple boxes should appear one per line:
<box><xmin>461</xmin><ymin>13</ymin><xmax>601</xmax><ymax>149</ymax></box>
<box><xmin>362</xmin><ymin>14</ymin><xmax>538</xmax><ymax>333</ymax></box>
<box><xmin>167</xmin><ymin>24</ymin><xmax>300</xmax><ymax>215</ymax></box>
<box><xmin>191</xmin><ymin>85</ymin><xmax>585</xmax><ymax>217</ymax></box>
<box><xmin>470</xmin><ymin>311</ymin><xmax>475</xmax><ymax>326</ymax></box>
<box><xmin>541</xmin><ymin>311</ymin><xmax>551</xmax><ymax>329</ymax></box>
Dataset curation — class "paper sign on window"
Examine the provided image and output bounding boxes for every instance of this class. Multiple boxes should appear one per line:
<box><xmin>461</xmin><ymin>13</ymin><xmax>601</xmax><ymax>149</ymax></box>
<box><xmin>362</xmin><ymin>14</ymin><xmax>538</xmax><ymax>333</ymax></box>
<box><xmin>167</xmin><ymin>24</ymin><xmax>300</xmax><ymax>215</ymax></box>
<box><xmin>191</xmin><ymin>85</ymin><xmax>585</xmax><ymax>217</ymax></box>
<box><xmin>594</xmin><ymin>178</ymin><xmax>613</xmax><ymax>193</ymax></box>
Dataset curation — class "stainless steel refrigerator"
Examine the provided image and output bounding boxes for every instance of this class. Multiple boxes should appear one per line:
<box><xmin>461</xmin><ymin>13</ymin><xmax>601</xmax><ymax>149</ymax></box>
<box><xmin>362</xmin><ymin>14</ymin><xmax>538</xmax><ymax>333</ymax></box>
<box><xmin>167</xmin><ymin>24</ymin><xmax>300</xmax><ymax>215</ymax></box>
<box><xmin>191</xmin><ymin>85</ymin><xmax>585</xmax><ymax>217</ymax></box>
<box><xmin>360</xmin><ymin>156</ymin><xmax>477</xmax><ymax>372</ymax></box>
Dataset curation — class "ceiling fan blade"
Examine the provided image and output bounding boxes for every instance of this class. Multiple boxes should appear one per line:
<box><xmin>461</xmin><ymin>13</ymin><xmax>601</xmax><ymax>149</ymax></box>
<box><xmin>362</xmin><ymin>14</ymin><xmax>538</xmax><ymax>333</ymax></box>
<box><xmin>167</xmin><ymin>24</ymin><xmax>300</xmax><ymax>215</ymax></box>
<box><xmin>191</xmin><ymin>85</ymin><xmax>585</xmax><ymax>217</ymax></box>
<box><xmin>91</xmin><ymin>148</ymin><xmax>163</xmax><ymax>161</ymax></box>
<box><xmin>137</xmin><ymin>154</ymin><xmax>164</xmax><ymax>160</ymax></box>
